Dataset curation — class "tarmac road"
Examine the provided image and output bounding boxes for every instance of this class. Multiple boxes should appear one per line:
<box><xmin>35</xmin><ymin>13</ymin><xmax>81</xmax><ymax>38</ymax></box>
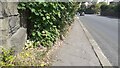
<box><xmin>79</xmin><ymin>14</ymin><xmax>118</xmax><ymax>66</ymax></box>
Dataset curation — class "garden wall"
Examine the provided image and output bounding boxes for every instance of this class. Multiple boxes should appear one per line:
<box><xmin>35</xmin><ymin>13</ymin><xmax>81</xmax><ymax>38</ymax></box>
<box><xmin>0</xmin><ymin>2</ymin><xmax>27</xmax><ymax>54</ymax></box>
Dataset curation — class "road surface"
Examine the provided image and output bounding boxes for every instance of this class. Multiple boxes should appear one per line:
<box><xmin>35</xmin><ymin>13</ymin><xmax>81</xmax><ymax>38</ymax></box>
<box><xmin>78</xmin><ymin>14</ymin><xmax>118</xmax><ymax>66</ymax></box>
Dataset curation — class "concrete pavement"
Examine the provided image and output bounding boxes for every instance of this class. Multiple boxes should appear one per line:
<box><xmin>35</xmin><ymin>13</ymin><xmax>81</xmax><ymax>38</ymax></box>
<box><xmin>52</xmin><ymin>16</ymin><xmax>102</xmax><ymax>66</ymax></box>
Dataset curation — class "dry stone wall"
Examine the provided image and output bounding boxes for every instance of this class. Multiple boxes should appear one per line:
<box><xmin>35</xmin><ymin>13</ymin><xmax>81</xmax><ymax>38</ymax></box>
<box><xmin>0</xmin><ymin>1</ymin><xmax>27</xmax><ymax>54</ymax></box>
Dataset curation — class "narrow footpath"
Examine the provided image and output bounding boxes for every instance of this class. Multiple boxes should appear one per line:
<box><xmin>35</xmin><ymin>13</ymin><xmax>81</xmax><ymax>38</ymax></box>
<box><xmin>52</xmin><ymin>16</ymin><xmax>101</xmax><ymax>66</ymax></box>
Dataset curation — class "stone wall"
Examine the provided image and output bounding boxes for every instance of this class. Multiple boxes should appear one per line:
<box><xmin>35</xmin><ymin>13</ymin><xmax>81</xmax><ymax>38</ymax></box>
<box><xmin>0</xmin><ymin>2</ymin><xmax>27</xmax><ymax>54</ymax></box>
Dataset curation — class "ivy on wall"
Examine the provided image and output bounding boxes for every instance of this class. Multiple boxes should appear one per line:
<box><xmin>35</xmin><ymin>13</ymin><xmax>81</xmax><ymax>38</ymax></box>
<box><xmin>18</xmin><ymin>2</ymin><xmax>79</xmax><ymax>48</ymax></box>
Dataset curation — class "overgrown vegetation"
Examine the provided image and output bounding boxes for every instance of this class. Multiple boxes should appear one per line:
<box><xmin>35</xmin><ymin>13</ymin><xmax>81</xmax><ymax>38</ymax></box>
<box><xmin>18</xmin><ymin>2</ymin><xmax>79</xmax><ymax>48</ymax></box>
<box><xmin>0</xmin><ymin>2</ymin><xmax>79</xmax><ymax>66</ymax></box>
<box><xmin>100</xmin><ymin>2</ymin><xmax>120</xmax><ymax>17</ymax></box>
<box><xmin>0</xmin><ymin>42</ymin><xmax>49</xmax><ymax>66</ymax></box>
<box><xmin>0</xmin><ymin>48</ymin><xmax>15</xmax><ymax>66</ymax></box>
<box><xmin>78</xmin><ymin>2</ymin><xmax>102</xmax><ymax>14</ymax></box>
<box><xmin>85</xmin><ymin>2</ymin><xmax>107</xmax><ymax>14</ymax></box>
<box><xmin>78</xmin><ymin>2</ymin><xmax>120</xmax><ymax>17</ymax></box>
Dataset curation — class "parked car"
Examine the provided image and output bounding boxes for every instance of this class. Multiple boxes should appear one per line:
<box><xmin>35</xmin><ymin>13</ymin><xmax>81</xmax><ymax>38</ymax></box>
<box><xmin>80</xmin><ymin>12</ymin><xmax>85</xmax><ymax>16</ymax></box>
<box><xmin>76</xmin><ymin>12</ymin><xmax>80</xmax><ymax>15</ymax></box>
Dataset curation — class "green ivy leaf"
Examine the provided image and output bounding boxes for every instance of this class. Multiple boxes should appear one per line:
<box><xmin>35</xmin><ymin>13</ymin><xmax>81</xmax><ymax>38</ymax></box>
<box><xmin>37</xmin><ymin>31</ymin><xmax>41</xmax><ymax>37</ymax></box>
<box><xmin>58</xmin><ymin>12</ymin><xmax>61</xmax><ymax>18</ymax></box>
<box><xmin>32</xmin><ymin>32</ymin><xmax>36</xmax><ymax>36</ymax></box>
<box><xmin>42</xmin><ymin>17</ymin><xmax>46</xmax><ymax>20</ymax></box>
<box><xmin>31</xmin><ymin>8</ymin><xmax>35</xmax><ymax>12</ymax></box>
<box><xmin>40</xmin><ymin>13</ymin><xmax>44</xmax><ymax>16</ymax></box>
<box><xmin>46</xmin><ymin>16</ymin><xmax>50</xmax><ymax>19</ymax></box>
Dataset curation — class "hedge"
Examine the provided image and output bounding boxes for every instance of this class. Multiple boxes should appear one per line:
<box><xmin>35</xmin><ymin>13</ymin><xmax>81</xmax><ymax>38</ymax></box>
<box><xmin>100</xmin><ymin>2</ymin><xmax>120</xmax><ymax>17</ymax></box>
<box><xmin>18</xmin><ymin>2</ymin><xmax>79</xmax><ymax>48</ymax></box>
